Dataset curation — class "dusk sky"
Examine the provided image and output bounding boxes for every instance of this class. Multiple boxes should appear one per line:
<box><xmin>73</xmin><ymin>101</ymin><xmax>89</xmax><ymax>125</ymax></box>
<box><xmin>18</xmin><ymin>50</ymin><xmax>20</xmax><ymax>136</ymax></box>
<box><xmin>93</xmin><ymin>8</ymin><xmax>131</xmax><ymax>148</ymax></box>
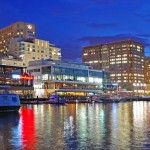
<box><xmin>1</xmin><ymin>0</ymin><xmax>150</xmax><ymax>61</ymax></box>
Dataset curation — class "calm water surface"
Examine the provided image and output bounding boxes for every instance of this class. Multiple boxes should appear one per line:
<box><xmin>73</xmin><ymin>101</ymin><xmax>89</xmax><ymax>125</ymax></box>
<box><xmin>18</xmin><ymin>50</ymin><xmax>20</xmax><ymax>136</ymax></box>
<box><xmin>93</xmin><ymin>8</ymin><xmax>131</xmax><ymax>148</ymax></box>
<box><xmin>1</xmin><ymin>102</ymin><xmax>150</xmax><ymax>150</ymax></box>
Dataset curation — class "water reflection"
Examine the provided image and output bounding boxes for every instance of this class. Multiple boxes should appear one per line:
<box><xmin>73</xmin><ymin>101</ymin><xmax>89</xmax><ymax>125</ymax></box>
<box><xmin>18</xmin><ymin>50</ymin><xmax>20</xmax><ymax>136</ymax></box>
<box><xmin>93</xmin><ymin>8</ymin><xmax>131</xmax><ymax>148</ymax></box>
<box><xmin>1</xmin><ymin>102</ymin><xmax>150</xmax><ymax>149</ymax></box>
<box><xmin>20</xmin><ymin>105</ymin><xmax>36</xmax><ymax>150</ymax></box>
<box><xmin>0</xmin><ymin>112</ymin><xmax>20</xmax><ymax>150</ymax></box>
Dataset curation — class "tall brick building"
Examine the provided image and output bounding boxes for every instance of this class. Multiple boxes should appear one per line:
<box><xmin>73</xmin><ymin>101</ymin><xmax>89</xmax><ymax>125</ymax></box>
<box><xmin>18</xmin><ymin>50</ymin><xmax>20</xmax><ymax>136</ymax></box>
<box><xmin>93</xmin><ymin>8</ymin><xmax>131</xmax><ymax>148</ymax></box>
<box><xmin>82</xmin><ymin>39</ymin><xmax>145</xmax><ymax>94</ymax></box>
<box><xmin>144</xmin><ymin>57</ymin><xmax>150</xmax><ymax>95</ymax></box>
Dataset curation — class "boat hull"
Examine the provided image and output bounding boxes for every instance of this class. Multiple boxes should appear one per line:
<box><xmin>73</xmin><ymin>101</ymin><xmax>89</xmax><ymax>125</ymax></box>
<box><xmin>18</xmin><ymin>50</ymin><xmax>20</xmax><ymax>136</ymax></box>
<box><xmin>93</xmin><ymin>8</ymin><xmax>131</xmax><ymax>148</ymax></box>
<box><xmin>0</xmin><ymin>106</ymin><xmax>20</xmax><ymax>112</ymax></box>
<box><xmin>46</xmin><ymin>95</ymin><xmax>66</xmax><ymax>104</ymax></box>
<box><xmin>0</xmin><ymin>92</ymin><xmax>21</xmax><ymax>112</ymax></box>
<box><xmin>44</xmin><ymin>100</ymin><xmax>66</xmax><ymax>104</ymax></box>
<box><xmin>95</xmin><ymin>98</ymin><xmax>118</xmax><ymax>103</ymax></box>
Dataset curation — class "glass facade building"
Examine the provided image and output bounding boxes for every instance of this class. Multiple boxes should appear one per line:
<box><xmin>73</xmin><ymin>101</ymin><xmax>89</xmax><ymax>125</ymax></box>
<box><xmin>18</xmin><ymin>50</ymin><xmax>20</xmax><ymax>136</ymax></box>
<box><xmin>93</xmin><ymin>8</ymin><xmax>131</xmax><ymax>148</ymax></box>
<box><xmin>28</xmin><ymin>59</ymin><xmax>110</xmax><ymax>98</ymax></box>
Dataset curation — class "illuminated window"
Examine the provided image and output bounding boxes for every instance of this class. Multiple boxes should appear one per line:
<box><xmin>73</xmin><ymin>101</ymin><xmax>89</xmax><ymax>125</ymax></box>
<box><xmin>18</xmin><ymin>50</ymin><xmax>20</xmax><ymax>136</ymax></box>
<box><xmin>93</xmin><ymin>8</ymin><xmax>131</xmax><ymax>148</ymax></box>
<box><xmin>94</xmin><ymin>60</ymin><xmax>98</xmax><ymax>63</ymax></box>
<box><xmin>42</xmin><ymin>74</ymin><xmax>48</xmax><ymax>80</ymax></box>
<box><xmin>84</xmin><ymin>53</ymin><xmax>88</xmax><ymax>55</ymax></box>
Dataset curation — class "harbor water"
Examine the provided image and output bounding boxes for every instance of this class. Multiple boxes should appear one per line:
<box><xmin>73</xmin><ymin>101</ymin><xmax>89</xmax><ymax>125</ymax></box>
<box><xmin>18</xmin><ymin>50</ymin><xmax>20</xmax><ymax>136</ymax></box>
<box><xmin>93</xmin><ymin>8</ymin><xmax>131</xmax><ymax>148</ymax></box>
<box><xmin>1</xmin><ymin>101</ymin><xmax>150</xmax><ymax>150</ymax></box>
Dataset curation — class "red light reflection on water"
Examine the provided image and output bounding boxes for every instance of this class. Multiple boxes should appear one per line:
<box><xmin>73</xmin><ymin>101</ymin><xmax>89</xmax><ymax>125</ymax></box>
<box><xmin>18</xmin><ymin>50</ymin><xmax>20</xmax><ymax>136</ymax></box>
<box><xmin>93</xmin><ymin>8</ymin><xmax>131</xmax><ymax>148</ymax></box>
<box><xmin>20</xmin><ymin>107</ymin><xmax>36</xmax><ymax>149</ymax></box>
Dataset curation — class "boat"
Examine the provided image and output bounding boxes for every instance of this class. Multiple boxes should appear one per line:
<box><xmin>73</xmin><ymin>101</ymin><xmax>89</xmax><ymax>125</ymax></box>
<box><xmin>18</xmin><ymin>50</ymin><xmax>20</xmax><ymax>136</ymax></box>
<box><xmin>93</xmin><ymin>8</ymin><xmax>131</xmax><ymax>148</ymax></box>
<box><xmin>44</xmin><ymin>95</ymin><xmax>66</xmax><ymax>104</ymax></box>
<box><xmin>77</xmin><ymin>99</ymin><xmax>89</xmax><ymax>103</ymax></box>
<box><xmin>95</xmin><ymin>95</ymin><xmax>120</xmax><ymax>103</ymax></box>
<box><xmin>95</xmin><ymin>99</ymin><xmax>103</xmax><ymax>103</ymax></box>
<box><xmin>116</xmin><ymin>97</ymin><xmax>129</xmax><ymax>103</ymax></box>
<box><xmin>0</xmin><ymin>91</ymin><xmax>21</xmax><ymax>112</ymax></box>
<box><xmin>95</xmin><ymin>98</ymin><xmax>115</xmax><ymax>103</ymax></box>
<box><xmin>95</xmin><ymin>96</ymin><xmax>129</xmax><ymax>103</ymax></box>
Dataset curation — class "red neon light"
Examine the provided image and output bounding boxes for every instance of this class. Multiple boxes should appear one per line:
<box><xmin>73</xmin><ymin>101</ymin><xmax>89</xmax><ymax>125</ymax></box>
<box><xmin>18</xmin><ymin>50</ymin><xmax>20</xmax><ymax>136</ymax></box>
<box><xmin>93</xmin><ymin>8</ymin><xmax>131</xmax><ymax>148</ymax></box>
<box><xmin>20</xmin><ymin>107</ymin><xmax>36</xmax><ymax>149</ymax></box>
<box><xmin>20</xmin><ymin>75</ymin><xmax>34</xmax><ymax>80</ymax></box>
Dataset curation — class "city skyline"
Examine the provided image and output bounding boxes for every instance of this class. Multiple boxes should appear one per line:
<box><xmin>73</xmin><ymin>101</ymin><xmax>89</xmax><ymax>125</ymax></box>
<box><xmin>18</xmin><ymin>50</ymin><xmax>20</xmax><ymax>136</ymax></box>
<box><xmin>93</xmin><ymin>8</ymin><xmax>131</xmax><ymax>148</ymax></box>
<box><xmin>1</xmin><ymin>0</ymin><xmax>150</xmax><ymax>61</ymax></box>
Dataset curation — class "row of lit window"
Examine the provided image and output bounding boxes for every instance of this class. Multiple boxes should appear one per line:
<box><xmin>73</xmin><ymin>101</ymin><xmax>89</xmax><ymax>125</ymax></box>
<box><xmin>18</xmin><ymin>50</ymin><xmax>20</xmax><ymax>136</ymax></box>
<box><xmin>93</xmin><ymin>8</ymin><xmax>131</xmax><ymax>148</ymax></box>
<box><xmin>110</xmin><ymin>58</ymin><xmax>127</xmax><ymax>61</ymax></box>
<box><xmin>111</xmin><ymin>80</ymin><xmax>145</xmax><ymax>83</ymax></box>
<box><xmin>110</xmin><ymin>61</ymin><xmax>128</xmax><ymax>64</ymax></box>
<box><xmin>111</xmin><ymin>77</ymin><xmax>144</xmax><ymax>81</ymax></box>
<box><xmin>84</xmin><ymin>46</ymin><xmax>142</xmax><ymax>54</ymax></box>
<box><xmin>88</xmin><ymin>61</ymin><xmax>98</xmax><ymax>63</ymax></box>
<box><xmin>20</xmin><ymin>43</ymin><xmax>51</xmax><ymax>49</ymax></box>
<box><xmin>110</xmin><ymin>44</ymin><xmax>142</xmax><ymax>49</ymax></box>
<box><xmin>37</xmin><ymin>41</ymin><xmax>48</xmax><ymax>47</ymax></box>
<box><xmin>19</xmin><ymin>46</ymin><xmax>58</xmax><ymax>53</ymax></box>
<box><xmin>111</xmin><ymin>74</ymin><xmax>144</xmax><ymax>76</ymax></box>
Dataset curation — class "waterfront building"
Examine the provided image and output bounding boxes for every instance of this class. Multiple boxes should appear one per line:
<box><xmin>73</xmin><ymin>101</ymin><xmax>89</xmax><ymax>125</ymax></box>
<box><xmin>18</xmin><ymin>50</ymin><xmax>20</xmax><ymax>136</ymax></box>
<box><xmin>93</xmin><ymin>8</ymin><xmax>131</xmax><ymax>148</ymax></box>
<box><xmin>0</xmin><ymin>65</ymin><xmax>34</xmax><ymax>98</ymax></box>
<box><xmin>144</xmin><ymin>56</ymin><xmax>150</xmax><ymax>95</ymax></box>
<box><xmin>27</xmin><ymin>59</ymin><xmax>110</xmax><ymax>98</ymax></box>
<box><xmin>8</xmin><ymin>37</ymin><xmax>61</xmax><ymax>66</ymax></box>
<box><xmin>82</xmin><ymin>39</ymin><xmax>145</xmax><ymax>95</ymax></box>
<box><xmin>0</xmin><ymin>22</ymin><xmax>36</xmax><ymax>57</ymax></box>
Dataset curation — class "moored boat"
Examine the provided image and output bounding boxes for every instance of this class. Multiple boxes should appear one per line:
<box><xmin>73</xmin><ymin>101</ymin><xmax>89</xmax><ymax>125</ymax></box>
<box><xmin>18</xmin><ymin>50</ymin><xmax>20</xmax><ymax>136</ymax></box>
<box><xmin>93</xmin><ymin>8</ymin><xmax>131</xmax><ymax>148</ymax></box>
<box><xmin>95</xmin><ymin>98</ymin><xmax>116</xmax><ymax>103</ymax></box>
<box><xmin>95</xmin><ymin>96</ymin><xmax>129</xmax><ymax>103</ymax></box>
<box><xmin>0</xmin><ymin>91</ymin><xmax>21</xmax><ymax>112</ymax></box>
<box><xmin>95</xmin><ymin>95</ymin><xmax>120</xmax><ymax>103</ymax></box>
<box><xmin>44</xmin><ymin>95</ymin><xmax>66</xmax><ymax>104</ymax></box>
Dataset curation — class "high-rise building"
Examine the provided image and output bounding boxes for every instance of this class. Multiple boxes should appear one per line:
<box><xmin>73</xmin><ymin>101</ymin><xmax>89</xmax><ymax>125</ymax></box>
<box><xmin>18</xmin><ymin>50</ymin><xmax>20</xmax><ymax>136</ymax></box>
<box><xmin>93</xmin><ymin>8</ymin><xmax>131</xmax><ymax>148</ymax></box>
<box><xmin>144</xmin><ymin>57</ymin><xmax>150</xmax><ymax>95</ymax></box>
<box><xmin>145</xmin><ymin>57</ymin><xmax>150</xmax><ymax>84</ymax></box>
<box><xmin>0</xmin><ymin>22</ymin><xmax>61</xmax><ymax>67</ymax></box>
<box><xmin>0</xmin><ymin>22</ymin><xmax>36</xmax><ymax>57</ymax></box>
<box><xmin>82</xmin><ymin>39</ymin><xmax>145</xmax><ymax>94</ymax></box>
<box><xmin>8</xmin><ymin>38</ymin><xmax>61</xmax><ymax>66</ymax></box>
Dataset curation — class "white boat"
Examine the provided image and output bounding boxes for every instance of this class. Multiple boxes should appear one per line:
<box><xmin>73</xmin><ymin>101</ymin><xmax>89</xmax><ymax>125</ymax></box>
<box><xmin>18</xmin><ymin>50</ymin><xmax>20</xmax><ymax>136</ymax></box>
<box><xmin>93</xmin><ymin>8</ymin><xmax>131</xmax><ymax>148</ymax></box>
<box><xmin>0</xmin><ymin>91</ymin><xmax>21</xmax><ymax>112</ymax></box>
<box><xmin>44</xmin><ymin>95</ymin><xmax>66</xmax><ymax>104</ymax></box>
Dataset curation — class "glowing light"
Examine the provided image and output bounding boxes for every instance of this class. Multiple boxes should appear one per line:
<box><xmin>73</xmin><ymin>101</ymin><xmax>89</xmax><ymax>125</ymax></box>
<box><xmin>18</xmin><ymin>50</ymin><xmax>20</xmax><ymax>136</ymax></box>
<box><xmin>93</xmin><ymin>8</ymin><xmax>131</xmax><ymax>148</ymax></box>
<box><xmin>20</xmin><ymin>75</ymin><xmax>34</xmax><ymax>80</ymax></box>
<box><xmin>27</xmin><ymin>24</ymin><xmax>32</xmax><ymax>29</ymax></box>
<box><xmin>12</xmin><ymin>74</ymin><xmax>20</xmax><ymax>79</ymax></box>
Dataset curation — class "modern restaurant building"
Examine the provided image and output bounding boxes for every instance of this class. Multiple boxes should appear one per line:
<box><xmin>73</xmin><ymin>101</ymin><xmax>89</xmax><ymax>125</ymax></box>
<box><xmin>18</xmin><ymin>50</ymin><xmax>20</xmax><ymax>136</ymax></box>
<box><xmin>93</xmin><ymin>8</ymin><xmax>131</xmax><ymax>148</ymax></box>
<box><xmin>27</xmin><ymin>59</ymin><xmax>110</xmax><ymax>98</ymax></box>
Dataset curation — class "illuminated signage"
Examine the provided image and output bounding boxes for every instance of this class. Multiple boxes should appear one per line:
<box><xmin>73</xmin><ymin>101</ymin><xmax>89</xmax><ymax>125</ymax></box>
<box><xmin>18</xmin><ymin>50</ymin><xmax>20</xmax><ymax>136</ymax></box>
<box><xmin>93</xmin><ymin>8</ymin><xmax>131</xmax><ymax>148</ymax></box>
<box><xmin>27</xmin><ymin>24</ymin><xmax>32</xmax><ymax>29</ymax></box>
<box><xmin>20</xmin><ymin>75</ymin><xmax>34</xmax><ymax>80</ymax></box>
<box><xmin>12</xmin><ymin>74</ymin><xmax>20</xmax><ymax>79</ymax></box>
<box><xmin>12</xmin><ymin>74</ymin><xmax>34</xmax><ymax>80</ymax></box>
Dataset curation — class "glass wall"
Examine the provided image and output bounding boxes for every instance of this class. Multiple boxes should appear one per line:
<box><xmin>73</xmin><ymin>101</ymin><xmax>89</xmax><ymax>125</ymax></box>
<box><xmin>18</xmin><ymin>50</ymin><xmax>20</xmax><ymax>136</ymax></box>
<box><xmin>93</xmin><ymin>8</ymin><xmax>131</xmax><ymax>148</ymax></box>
<box><xmin>51</xmin><ymin>66</ymin><xmax>88</xmax><ymax>82</ymax></box>
<box><xmin>41</xmin><ymin>66</ymin><xmax>110</xmax><ymax>85</ymax></box>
